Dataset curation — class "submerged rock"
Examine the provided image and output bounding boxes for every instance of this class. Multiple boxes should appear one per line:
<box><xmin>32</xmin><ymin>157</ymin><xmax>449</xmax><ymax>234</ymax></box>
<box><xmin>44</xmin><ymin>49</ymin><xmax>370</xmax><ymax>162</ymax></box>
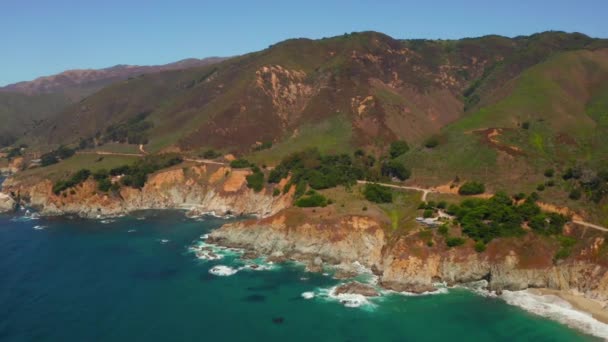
<box><xmin>334</xmin><ymin>281</ymin><xmax>380</xmax><ymax>297</ymax></box>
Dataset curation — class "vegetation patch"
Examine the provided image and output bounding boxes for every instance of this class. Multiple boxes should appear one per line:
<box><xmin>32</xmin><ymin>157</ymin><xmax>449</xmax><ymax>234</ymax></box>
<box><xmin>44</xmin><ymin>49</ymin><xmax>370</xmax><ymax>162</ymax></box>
<box><xmin>450</xmin><ymin>192</ymin><xmax>567</xmax><ymax>243</ymax></box>
<box><xmin>363</xmin><ymin>183</ymin><xmax>393</xmax><ymax>203</ymax></box>
<box><xmin>458</xmin><ymin>181</ymin><xmax>485</xmax><ymax>195</ymax></box>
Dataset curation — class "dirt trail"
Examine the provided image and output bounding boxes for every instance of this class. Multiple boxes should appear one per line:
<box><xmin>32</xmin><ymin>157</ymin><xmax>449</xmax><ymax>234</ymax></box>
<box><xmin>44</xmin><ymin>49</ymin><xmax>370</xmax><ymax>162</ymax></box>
<box><xmin>76</xmin><ymin>151</ymin><xmax>144</xmax><ymax>157</ymax></box>
<box><xmin>356</xmin><ymin>180</ymin><xmax>608</xmax><ymax>232</ymax></box>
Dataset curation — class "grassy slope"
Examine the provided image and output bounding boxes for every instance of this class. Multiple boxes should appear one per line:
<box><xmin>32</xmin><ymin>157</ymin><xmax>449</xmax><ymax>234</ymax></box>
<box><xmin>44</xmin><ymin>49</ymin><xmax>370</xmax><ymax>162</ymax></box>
<box><xmin>0</xmin><ymin>92</ymin><xmax>70</xmax><ymax>145</ymax></box>
<box><xmin>403</xmin><ymin>48</ymin><xmax>608</xmax><ymax>223</ymax></box>
<box><xmin>12</xmin><ymin>154</ymin><xmax>139</xmax><ymax>185</ymax></box>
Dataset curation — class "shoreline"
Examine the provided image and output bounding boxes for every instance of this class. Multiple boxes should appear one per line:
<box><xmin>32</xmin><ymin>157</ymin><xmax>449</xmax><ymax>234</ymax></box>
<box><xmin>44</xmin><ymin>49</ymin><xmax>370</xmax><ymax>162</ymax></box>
<box><xmin>529</xmin><ymin>288</ymin><xmax>608</xmax><ymax>325</ymax></box>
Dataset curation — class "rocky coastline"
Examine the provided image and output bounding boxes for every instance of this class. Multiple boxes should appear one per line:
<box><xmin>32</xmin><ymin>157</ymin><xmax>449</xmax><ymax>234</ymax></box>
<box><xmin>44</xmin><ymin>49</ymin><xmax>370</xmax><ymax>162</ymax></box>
<box><xmin>0</xmin><ymin>165</ymin><xmax>293</xmax><ymax>218</ymax></box>
<box><xmin>208</xmin><ymin>211</ymin><xmax>608</xmax><ymax>309</ymax></box>
<box><xmin>4</xmin><ymin>164</ymin><xmax>608</xmax><ymax>326</ymax></box>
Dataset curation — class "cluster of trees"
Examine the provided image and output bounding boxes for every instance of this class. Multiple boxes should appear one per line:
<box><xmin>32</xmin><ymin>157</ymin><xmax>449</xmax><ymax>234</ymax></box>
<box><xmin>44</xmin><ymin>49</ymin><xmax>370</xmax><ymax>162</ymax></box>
<box><xmin>113</xmin><ymin>154</ymin><xmax>183</xmax><ymax>189</ymax></box>
<box><xmin>53</xmin><ymin>154</ymin><xmax>184</xmax><ymax>195</ymax></box>
<box><xmin>52</xmin><ymin>169</ymin><xmax>91</xmax><ymax>194</ymax></box>
<box><xmin>562</xmin><ymin>166</ymin><xmax>608</xmax><ymax>203</ymax></box>
<box><xmin>41</xmin><ymin>146</ymin><xmax>76</xmax><ymax>166</ymax></box>
<box><xmin>103</xmin><ymin>111</ymin><xmax>153</xmax><ymax>145</ymax></box>
<box><xmin>230</xmin><ymin>159</ymin><xmax>252</xmax><ymax>168</ymax></box>
<box><xmin>448</xmin><ymin>192</ymin><xmax>567</xmax><ymax>244</ymax></box>
<box><xmin>458</xmin><ymin>181</ymin><xmax>485</xmax><ymax>195</ymax></box>
<box><xmin>268</xmin><ymin>148</ymin><xmax>366</xmax><ymax>193</ymax></box>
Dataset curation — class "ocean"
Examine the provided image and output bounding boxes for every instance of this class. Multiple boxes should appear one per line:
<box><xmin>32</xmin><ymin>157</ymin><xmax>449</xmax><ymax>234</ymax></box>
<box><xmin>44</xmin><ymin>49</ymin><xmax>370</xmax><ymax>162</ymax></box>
<box><xmin>0</xmin><ymin>209</ymin><xmax>603</xmax><ymax>341</ymax></box>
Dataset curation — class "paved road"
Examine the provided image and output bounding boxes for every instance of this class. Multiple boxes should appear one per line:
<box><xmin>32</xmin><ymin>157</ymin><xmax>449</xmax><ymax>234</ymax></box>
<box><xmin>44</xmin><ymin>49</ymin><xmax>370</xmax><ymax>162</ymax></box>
<box><xmin>357</xmin><ymin>180</ymin><xmax>608</xmax><ymax>232</ymax></box>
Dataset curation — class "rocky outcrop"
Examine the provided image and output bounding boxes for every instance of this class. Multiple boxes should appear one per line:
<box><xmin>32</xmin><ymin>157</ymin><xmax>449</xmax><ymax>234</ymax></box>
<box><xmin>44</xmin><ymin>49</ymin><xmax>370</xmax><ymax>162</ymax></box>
<box><xmin>209</xmin><ymin>213</ymin><xmax>386</xmax><ymax>267</ymax></box>
<box><xmin>2</xmin><ymin>165</ymin><xmax>293</xmax><ymax>218</ymax></box>
<box><xmin>0</xmin><ymin>192</ymin><xmax>15</xmax><ymax>213</ymax></box>
<box><xmin>334</xmin><ymin>282</ymin><xmax>380</xmax><ymax>297</ymax></box>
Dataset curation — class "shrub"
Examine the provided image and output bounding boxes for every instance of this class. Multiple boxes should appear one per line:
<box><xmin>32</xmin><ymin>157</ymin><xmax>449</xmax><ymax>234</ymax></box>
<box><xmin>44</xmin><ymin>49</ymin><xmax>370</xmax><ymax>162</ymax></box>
<box><xmin>446</xmin><ymin>237</ymin><xmax>466</xmax><ymax>247</ymax></box>
<box><xmin>272</xmin><ymin>188</ymin><xmax>281</xmax><ymax>197</ymax></box>
<box><xmin>529</xmin><ymin>213</ymin><xmax>567</xmax><ymax>235</ymax></box>
<box><xmin>437</xmin><ymin>201</ymin><xmax>447</xmax><ymax>209</ymax></box>
<box><xmin>513</xmin><ymin>193</ymin><xmax>526</xmax><ymax>201</ymax></box>
<box><xmin>230</xmin><ymin>159</ymin><xmax>251</xmax><ymax>168</ymax></box>
<box><xmin>253</xmin><ymin>141</ymin><xmax>272</xmax><ymax>151</ymax></box>
<box><xmin>569</xmin><ymin>189</ymin><xmax>582</xmax><ymax>200</ymax></box>
<box><xmin>474</xmin><ymin>241</ymin><xmax>486</xmax><ymax>253</ymax></box>
<box><xmin>426</xmin><ymin>241</ymin><xmax>434</xmax><ymax>247</ymax></box>
<box><xmin>97</xmin><ymin>178</ymin><xmax>112</xmax><ymax>192</ymax></box>
<box><xmin>93</xmin><ymin>169</ymin><xmax>109</xmax><ymax>181</ymax></box>
<box><xmin>438</xmin><ymin>224</ymin><xmax>449</xmax><ymax>236</ymax></box>
<box><xmin>424</xmin><ymin>136</ymin><xmax>439</xmax><ymax>148</ymax></box>
<box><xmin>389</xmin><ymin>140</ymin><xmax>409</xmax><ymax>158</ymax></box>
<box><xmin>536</xmin><ymin>184</ymin><xmax>545</xmax><ymax>191</ymax></box>
<box><xmin>246</xmin><ymin>170</ymin><xmax>264</xmax><ymax>192</ymax></box>
<box><xmin>423</xmin><ymin>209</ymin><xmax>434</xmax><ymax>218</ymax></box>
<box><xmin>562</xmin><ymin>167</ymin><xmax>582</xmax><ymax>180</ymax></box>
<box><xmin>545</xmin><ymin>180</ymin><xmax>555</xmax><ymax>187</ymax></box>
<box><xmin>522</xmin><ymin>122</ymin><xmax>530</xmax><ymax>129</ymax></box>
<box><xmin>554</xmin><ymin>236</ymin><xmax>577</xmax><ymax>261</ymax></box>
<box><xmin>544</xmin><ymin>169</ymin><xmax>555</xmax><ymax>178</ymax></box>
<box><xmin>381</xmin><ymin>160</ymin><xmax>411</xmax><ymax>181</ymax></box>
<box><xmin>458</xmin><ymin>181</ymin><xmax>485</xmax><ymax>195</ymax></box>
<box><xmin>295</xmin><ymin>194</ymin><xmax>328</xmax><ymax>207</ymax></box>
<box><xmin>363</xmin><ymin>183</ymin><xmax>393</xmax><ymax>203</ymax></box>
<box><xmin>202</xmin><ymin>149</ymin><xmax>222</xmax><ymax>159</ymax></box>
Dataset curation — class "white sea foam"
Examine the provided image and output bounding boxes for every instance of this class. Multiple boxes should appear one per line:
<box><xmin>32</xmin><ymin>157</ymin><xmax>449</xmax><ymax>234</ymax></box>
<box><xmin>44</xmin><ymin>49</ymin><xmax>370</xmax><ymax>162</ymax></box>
<box><xmin>209</xmin><ymin>265</ymin><xmax>238</xmax><ymax>276</ymax></box>
<box><xmin>127</xmin><ymin>229</ymin><xmax>136</xmax><ymax>233</ymax></box>
<box><xmin>100</xmin><ymin>219</ymin><xmax>115</xmax><ymax>224</ymax></box>
<box><xmin>195</xmin><ymin>249</ymin><xmax>223</xmax><ymax>261</ymax></box>
<box><xmin>316</xmin><ymin>286</ymin><xmax>377</xmax><ymax>309</ymax></box>
<box><xmin>385</xmin><ymin>282</ymin><xmax>449</xmax><ymax>297</ymax></box>
<box><xmin>33</xmin><ymin>225</ymin><xmax>46</xmax><ymax>230</ymax></box>
<box><xmin>501</xmin><ymin>289</ymin><xmax>608</xmax><ymax>339</ymax></box>
<box><xmin>301</xmin><ymin>292</ymin><xmax>315</xmax><ymax>299</ymax></box>
<box><xmin>159</xmin><ymin>239</ymin><xmax>170</xmax><ymax>244</ymax></box>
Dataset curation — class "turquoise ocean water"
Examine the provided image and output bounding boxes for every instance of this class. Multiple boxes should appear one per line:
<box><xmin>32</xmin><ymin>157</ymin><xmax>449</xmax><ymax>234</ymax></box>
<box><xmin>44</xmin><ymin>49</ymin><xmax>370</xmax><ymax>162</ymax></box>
<box><xmin>0</xmin><ymin>207</ymin><xmax>601</xmax><ymax>341</ymax></box>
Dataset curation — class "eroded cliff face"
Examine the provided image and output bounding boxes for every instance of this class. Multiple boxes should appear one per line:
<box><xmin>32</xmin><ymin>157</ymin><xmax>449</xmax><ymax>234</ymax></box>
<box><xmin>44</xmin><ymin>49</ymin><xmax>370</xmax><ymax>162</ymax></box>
<box><xmin>209</xmin><ymin>212</ymin><xmax>385</xmax><ymax>267</ymax></box>
<box><xmin>2</xmin><ymin>165</ymin><xmax>293</xmax><ymax>218</ymax></box>
<box><xmin>209</xmin><ymin>212</ymin><xmax>608</xmax><ymax>302</ymax></box>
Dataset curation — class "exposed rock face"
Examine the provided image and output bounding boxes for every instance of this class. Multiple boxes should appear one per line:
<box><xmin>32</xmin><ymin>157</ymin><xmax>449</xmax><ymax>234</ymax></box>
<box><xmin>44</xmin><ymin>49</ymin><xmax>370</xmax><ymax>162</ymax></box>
<box><xmin>334</xmin><ymin>282</ymin><xmax>379</xmax><ymax>297</ymax></box>
<box><xmin>2</xmin><ymin>165</ymin><xmax>293</xmax><ymax>218</ymax></box>
<box><xmin>209</xmin><ymin>213</ymin><xmax>386</xmax><ymax>267</ymax></box>
<box><xmin>209</xmin><ymin>213</ymin><xmax>608</xmax><ymax>302</ymax></box>
<box><xmin>0</xmin><ymin>193</ymin><xmax>15</xmax><ymax>213</ymax></box>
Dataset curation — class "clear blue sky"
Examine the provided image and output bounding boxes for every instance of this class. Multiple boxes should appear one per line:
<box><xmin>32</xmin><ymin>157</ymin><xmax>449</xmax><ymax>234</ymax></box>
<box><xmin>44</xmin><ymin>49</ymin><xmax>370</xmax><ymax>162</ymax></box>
<box><xmin>2</xmin><ymin>0</ymin><xmax>607</xmax><ymax>86</ymax></box>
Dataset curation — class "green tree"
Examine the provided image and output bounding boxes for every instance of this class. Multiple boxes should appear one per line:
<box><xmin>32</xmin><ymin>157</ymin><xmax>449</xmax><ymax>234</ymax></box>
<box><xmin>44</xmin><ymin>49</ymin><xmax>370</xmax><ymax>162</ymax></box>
<box><xmin>363</xmin><ymin>183</ymin><xmax>393</xmax><ymax>203</ymax></box>
<box><xmin>458</xmin><ymin>181</ymin><xmax>485</xmax><ymax>195</ymax></box>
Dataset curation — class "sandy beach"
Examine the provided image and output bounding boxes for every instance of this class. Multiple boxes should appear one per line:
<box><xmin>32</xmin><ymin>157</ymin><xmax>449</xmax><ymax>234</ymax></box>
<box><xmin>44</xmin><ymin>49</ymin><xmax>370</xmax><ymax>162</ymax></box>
<box><xmin>529</xmin><ymin>288</ymin><xmax>608</xmax><ymax>325</ymax></box>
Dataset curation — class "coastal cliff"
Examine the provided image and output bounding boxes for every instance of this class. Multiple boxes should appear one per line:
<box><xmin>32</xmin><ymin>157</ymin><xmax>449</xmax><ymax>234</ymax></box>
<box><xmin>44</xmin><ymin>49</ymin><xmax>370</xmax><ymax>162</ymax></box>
<box><xmin>1</xmin><ymin>164</ymin><xmax>293</xmax><ymax>218</ymax></box>
<box><xmin>209</xmin><ymin>211</ymin><xmax>608</xmax><ymax>304</ymax></box>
